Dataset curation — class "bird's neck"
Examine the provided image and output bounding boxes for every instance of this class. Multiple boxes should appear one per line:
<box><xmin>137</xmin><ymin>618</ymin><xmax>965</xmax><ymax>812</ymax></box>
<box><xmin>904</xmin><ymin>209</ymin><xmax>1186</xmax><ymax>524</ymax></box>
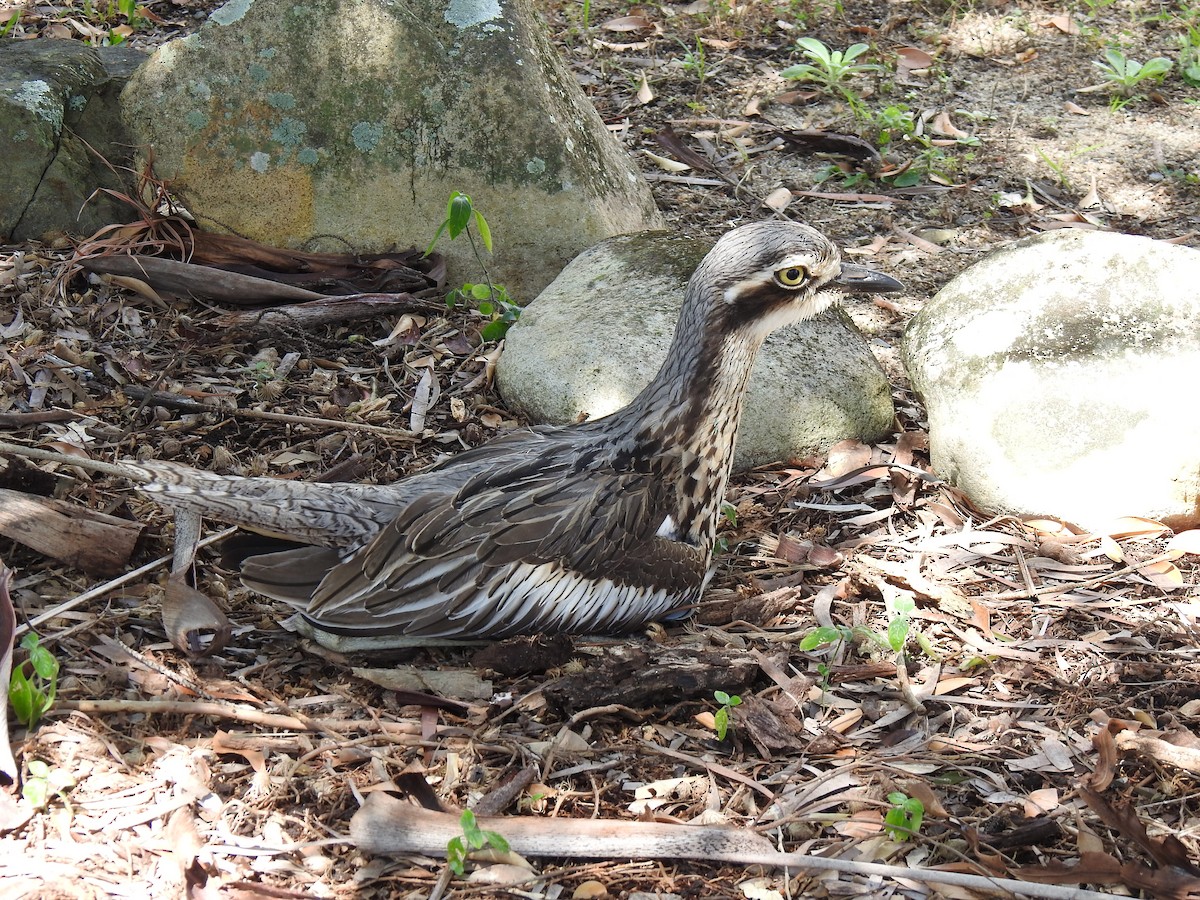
<box><xmin>611</xmin><ymin>288</ymin><xmax>766</xmax><ymax>546</ymax></box>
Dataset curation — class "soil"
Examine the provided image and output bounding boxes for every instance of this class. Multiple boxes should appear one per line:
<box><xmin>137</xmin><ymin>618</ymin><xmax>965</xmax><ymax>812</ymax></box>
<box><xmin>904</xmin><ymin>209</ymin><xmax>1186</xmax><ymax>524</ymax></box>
<box><xmin>1</xmin><ymin>0</ymin><xmax>1200</xmax><ymax>897</ymax></box>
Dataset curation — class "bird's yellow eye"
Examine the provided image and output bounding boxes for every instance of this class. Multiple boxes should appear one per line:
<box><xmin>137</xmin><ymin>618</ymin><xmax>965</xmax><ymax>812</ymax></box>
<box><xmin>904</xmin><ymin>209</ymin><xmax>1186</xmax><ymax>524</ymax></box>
<box><xmin>774</xmin><ymin>266</ymin><xmax>807</xmax><ymax>287</ymax></box>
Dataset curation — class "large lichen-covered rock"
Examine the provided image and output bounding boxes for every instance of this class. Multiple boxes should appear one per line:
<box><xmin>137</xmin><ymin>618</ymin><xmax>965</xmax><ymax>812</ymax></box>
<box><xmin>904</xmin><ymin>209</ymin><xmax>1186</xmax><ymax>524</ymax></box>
<box><xmin>903</xmin><ymin>229</ymin><xmax>1200</xmax><ymax>530</ymax></box>
<box><xmin>497</xmin><ymin>231</ymin><xmax>896</xmax><ymax>470</ymax></box>
<box><xmin>120</xmin><ymin>0</ymin><xmax>663</xmax><ymax>299</ymax></box>
<box><xmin>0</xmin><ymin>40</ymin><xmax>143</xmax><ymax>240</ymax></box>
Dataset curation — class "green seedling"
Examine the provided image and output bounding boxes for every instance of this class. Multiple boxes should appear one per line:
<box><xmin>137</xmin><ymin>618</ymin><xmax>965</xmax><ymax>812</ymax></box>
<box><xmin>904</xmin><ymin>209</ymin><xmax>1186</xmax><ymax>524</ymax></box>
<box><xmin>24</xmin><ymin>759</ymin><xmax>75</xmax><ymax>810</ymax></box>
<box><xmin>446</xmin><ymin>809</ymin><xmax>510</xmax><ymax>876</ymax></box>
<box><xmin>712</xmin><ymin>690</ymin><xmax>742</xmax><ymax>741</ymax></box>
<box><xmin>681</xmin><ymin>36</ymin><xmax>707</xmax><ymax>84</ymax></box>
<box><xmin>426</xmin><ymin>192</ymin><xmax>521</xmax><ymax>341</ymax></box>
<box><xmin>1095</xmin><ymin>48</ymin><xmax>1173</xmax><ymax>100</ymax></box>
<box><xmin>9</xmin><ymin>632</ymin><xmax>59</xmax><ymax>729</ymax></box>
<box><xmin>780</xmin><ymin>38</ymin><xmax>880</xmax><ymax>109</ymax></box>
<box><xmin>884</xmin><ymin>791</ymin><xmax>925</xmax><ymax>840</ymax></box>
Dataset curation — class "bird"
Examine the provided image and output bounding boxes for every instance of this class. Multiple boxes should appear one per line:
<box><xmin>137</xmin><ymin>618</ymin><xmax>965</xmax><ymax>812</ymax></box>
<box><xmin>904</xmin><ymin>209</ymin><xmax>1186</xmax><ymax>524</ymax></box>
<box><xmin>115</xmin><ymin>221</ymin><xmax>902</xmax><ymax>644</ymax></box>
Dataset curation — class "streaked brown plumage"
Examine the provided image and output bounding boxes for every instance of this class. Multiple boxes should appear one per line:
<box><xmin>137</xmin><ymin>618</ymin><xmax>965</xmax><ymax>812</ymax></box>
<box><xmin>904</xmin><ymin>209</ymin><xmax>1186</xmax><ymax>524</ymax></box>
<box><xmin>125</xmin><ymin>221</ymin><xmax>902</xmax><ymax>644</ymax></box>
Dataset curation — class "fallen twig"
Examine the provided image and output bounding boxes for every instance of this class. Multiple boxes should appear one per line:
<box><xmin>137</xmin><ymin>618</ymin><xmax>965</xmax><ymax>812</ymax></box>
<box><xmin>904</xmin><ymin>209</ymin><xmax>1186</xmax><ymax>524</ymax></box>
<box><xmin>350</xmin><ymin>796</ymin><xmax>1120</xmax><ymax>899</ymax></box>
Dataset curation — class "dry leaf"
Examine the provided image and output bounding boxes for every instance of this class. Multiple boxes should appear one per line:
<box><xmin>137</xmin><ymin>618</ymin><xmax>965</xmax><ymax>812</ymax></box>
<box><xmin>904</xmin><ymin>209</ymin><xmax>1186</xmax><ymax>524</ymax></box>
<box><xmin>1141</xmin><ymin>559</ymin><xmax>1183</xmax><ymax>590</ymax></box>
<box><xmin>602</xmin><ymin>14</ymin><xmax>654</xmax><ymax>31</ymax></box>
<box><xmin>930</xmin><ymin>110</ymin><xmax>970</xmax><ymax>139</ymax></box>
<box><xmin>573</xmin><ymin>882</ymin><xmax>610</xmax><ymax>899</ymax></box>
<box><xmin>1064</xmin><ymin>99</ymin><xmax>1089</xmax><ymax>115</ymax></box>
<box><xmin>1167</xmin><ymin>529</ymin><xmax>1200</xmax><ymax>557</ymax></box>
<box><xmin>1100</xmin><ymin>535</ymin><xmax>1124</xmax><ymax>562</ymax></box>
<box><xmin>1026</xmin><ymin>788</ymin><xmax>1060</xmax><ymax>816</ymax></box>
<box><xmin>1041</xmin><ymin>14</ymin><xmax>1080</xmax><ymax>34</ymax></box>
<box><xmin>833</xmin><ymin>809</ymin><xmax>883</xmax><ymax>838</ymax></box>
<box><xmin>762</xmin><ymin>187</ymin><xmax>793</xmax><ymax>212</ymax></box>
<box><xmin>641</xmin><ymin>150</ymin><xmax>691</xmax><ymax>173</ymax></box>
<box><xmin>636</xmin><ymin>71</ymin><xmax>654</xmax><ymax>105</ymax></box>
<box><xmin>592</xmin><ymin>38</ymin><xmax>650</xmax><ymax>51</ymax></box>
<box><xmin>694</xmin><ymin>710</ymin><xmax>717</xmax><ymax>730</ymax></box>
<box><xmin>933</xmin><ymin>676</ymin><xmax>977</xmax><ymax>695</ymax></box>
<box><xmin>1100</xmin><ymin>516</ymin><xmax>1170</xmax><ymax>539</ymax></box>
<box><xmin>896</xmin><ymin>46</ymin><xmax>934</xmax><ymax>70</ymax></box>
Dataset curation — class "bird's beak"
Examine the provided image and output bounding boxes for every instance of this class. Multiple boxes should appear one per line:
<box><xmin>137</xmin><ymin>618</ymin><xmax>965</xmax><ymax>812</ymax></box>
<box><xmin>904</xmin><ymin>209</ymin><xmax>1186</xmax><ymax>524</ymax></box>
<box><xmin>831</xmin><ymin>262</ymin><xmax>904</xmax><ymax>294</ymax></box>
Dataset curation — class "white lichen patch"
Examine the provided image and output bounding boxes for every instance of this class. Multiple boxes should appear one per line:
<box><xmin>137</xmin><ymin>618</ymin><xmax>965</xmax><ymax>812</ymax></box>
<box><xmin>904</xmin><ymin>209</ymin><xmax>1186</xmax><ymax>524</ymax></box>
<box><xmin>210</xmin><ymin>0</ymin><xmax>253</xmax><ymax>26</ymax></box>
<box><xmin>351</xmin><ymin>122</ymin><xmax>384</xmax><ymax>153</ymax></box>
<box><xmin>14</xmin><ymin>80</ymin><xmax>61</xmax><ymax>129</ymax></box>
<box><xmin>444</xmin><ymin>0</ymin><xmax>501</xmax><ymax>29</ymax></box>
<box><xmin>250</xmin><ymin>151</ymin><xmax>270</xmax><ymax>172</ymax></box>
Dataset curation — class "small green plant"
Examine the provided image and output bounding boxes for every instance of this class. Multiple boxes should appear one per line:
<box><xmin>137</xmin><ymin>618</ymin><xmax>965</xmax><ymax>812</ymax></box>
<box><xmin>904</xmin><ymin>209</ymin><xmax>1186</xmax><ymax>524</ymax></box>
<box><xmin>884</xmin><ymin>791</ymin><xmax>925</xmax><ymax>840</ymax></box>
<box><xmin>1094</xmin><ymin>48</ymin><xmax>1173</xmax><ymax>101</ymax></box>
<box><xmin>780</xmin><ymin>38</ymin><xmax>880</xmax><ymax>110</ymax></box>
<box><xmin>870</xmin><ymin>104</ymin><xmax>917</xmax><ymax>150</ymax></box>
<box><xmin>446</xmin><ymin>809</ymin><xmax>510</xmax><ymax>876</ymax></box>
<box><xmin>426</xmin><ymin>192</ymin><xmax>521</xmax><ymax>342</ymax></box>
<box><xmin>449</xmin><ymin>282</ymin><xmax>521</xmax><ymax>342</ymax></box>
<box><xmin>23</xmin><ymin>759</ymin><xmax>76</xmax><ymax>810</ymax></box>
<box><xmin>117</xmin><ymin>0</ymin><xmax>147</xmax><ymax>27</ymax></box>
<box><xmin>1</xmin><ymin>10</ymin><xmax>19</xmax><ymax>36</ymax></box>
<box><xmin>1180</xmin><ymin>28</ymin><xmax>1200</xmax><ymax>87</ymax></box>
<box><xmin>885</xmin><ymin>596</ymin><xmax>912</xmax><ymax>654</ymax></box>
<box><xmin>426</xmin><ymin>191</ymin><xmax>493</xmax><ymax>257</ymax></box>
<box><xmin>681</xmin><ymin>36</ymin><xmax>707</xmax><ymax>84</ymax></box>
<box><xmin>712</xmin><ymin>690</ymin><xmax>742</xmax><ymax>741</ymax></box>
<box><xmin>9</xmin><ymin>632</ymin><xmax>59</xmax><ymax>729</ymax></box>
<box><xmin>713</xmin><ymin>501</ymin><xmax>738</xmax><ymax>553</ymax></box>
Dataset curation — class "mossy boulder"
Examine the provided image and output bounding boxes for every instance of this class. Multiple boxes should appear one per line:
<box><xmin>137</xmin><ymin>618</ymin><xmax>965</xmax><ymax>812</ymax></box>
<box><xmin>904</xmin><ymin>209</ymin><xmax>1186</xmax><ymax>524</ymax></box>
<box><xmin>120</xmin><ymin>0</ymin><xmax>663</xmax><ymax>299</ymax></box>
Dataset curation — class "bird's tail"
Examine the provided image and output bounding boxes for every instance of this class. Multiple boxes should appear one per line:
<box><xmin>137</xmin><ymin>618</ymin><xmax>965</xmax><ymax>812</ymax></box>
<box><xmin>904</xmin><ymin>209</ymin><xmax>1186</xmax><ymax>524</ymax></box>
<box><xmin>127</xmin><ymin>460</ymin><xmax>398</xmax><ymax>550</ymax></box>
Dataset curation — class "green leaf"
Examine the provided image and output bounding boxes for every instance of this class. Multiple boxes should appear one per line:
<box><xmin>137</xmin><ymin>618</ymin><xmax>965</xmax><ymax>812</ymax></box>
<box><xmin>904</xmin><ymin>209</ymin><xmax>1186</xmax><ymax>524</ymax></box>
<box><xmin>799</xmin><ymin>626</ymin><xmax>845</xmax><ymax>650</ymax></box>
<box><xmin>424</xmin><ymin>221</ymin><xmax>448</xmax><ymax>257</ymax></box>
<box><xmin>1102</xmin><ymin>48</ymin><xmax>1126</xmax><ymax>72</ymax></box>
<box><xmin>714</xmin><ymin>705</ymin><xmax>729</xmax><ymax>740</ymax></box>
<box><xmin>727</xmin><ymin>694</ymin><xmax>742</xmax><ymax>707</ymax></box>
<box><xmin>477</xmin><ymin>301</ymin><xmax>494</xmax><ymax>316</ymax></box>
<box><xmin>23</xmin><ymin>774</ymin><xmax>48</xmax><ymax>810</ymax></box>
<box><xmin>446</xmin><ymin>836</ymin><xmax>467</xmax><ymax>875</ymax></box>
<box><xmin>1140</xmin><ymin>57</ymin><xmax>1173</xmax><ymax>78</ymax></box>
<box><xmin>470</xmin><ymin>282</ymin><xmax>491</xmax><ymax>300</ymax></box>
<box><xmin>480</xmin><ymin>320</ymin><xmax>510</xmax><ymax>342</ymax></box>
<box><xmin>447</xmin><ymin>193</ymin><xmax>473</xmax><ymax>239</ymax></box>
<box><xmin>797</xmin><ymin>37</ymin><xmax>832</xmax><ymax>65</ymax></box>
<box><xmin>779</xmin><ymin>63</ymin><xmax>818</xmax><ymax>81</ymax></box>
<box><xmin>482</xmin><ymin>830</ymin><xmax>509</xmax><ymax>853</ymax></box>
<box><xmin>29</xmin><ymin>643</ymin><xmax>59</xmax><ymax>682</ymax></box>
<box><xmin>887</xmin><ymin>615</ymin><xmax>910</xmax><ymax>653</ymax></box>
<box><xmin>473</xmin><ymin>210</ymin><xmax>493</xmax><ymax>254</ymax></box>
<box><xmin>9</xmin><ymin>670</ymin><xmax>34</xmax><ymax>726</ymax></box>
<box><xmin>719</xmin><ymin>501</ymin><xmax>737</xmax><ymax>526</ymax></box>
<box><xmin>843</xmin><ymin>42</ymin><xmax>871</xmax><ymax>63</ymax></box>
<box><xmin>460</xmin><ymin>809</ymin><xmax>484</xmax><ymax>847</ymax></box>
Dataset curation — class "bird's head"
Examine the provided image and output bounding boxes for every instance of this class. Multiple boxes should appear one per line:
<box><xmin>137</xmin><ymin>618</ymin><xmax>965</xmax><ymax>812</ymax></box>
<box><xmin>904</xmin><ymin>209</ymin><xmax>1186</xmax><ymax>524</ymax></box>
<box><xmin>691</xmin><ymin>220</ymin><xmax>903</xmax><ymax>339</ymax></box>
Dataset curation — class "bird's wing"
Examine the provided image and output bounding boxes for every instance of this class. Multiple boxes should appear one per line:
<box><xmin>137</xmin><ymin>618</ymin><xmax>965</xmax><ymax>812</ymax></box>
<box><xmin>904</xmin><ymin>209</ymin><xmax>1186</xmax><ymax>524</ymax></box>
<box><xmin>303</xmin><ymin>454</ymin><xmax>708</xmax><ymax>637</ymax></box>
